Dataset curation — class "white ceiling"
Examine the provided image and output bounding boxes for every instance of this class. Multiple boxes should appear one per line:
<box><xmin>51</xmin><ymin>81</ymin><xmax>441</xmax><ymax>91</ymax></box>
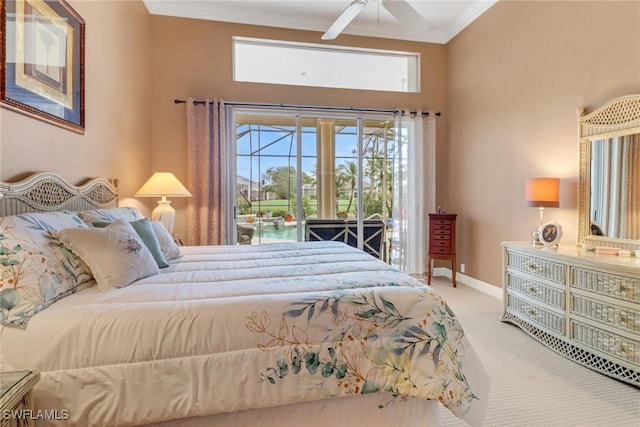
<box><xmin>142</xmin><ymin>0</ymin><xmax>498</xmax><ymax>44</ymax></box>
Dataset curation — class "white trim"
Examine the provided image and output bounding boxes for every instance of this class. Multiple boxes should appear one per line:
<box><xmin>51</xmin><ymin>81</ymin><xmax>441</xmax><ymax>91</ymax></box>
<box><xmin>432</xmin><ymin>268</ymin><xmax>503</xmax><ymax>300</ymax></box>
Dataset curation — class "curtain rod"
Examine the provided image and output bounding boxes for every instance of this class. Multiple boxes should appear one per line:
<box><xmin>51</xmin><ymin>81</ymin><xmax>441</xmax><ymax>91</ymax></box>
<box><xmin>173</xmin><ymin>99</ymin><xmax>441</xmax><ymax>117</ymax></box>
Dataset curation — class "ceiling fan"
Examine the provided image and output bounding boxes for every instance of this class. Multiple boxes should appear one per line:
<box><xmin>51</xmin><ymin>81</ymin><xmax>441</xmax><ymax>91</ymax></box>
<box><xmin>322</xmin><ymin>0</ymin><xmax>429</xmax><ymax>40</ymax></box>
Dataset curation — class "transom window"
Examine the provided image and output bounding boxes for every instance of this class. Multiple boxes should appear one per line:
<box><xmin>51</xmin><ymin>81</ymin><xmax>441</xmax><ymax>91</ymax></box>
<box><xmin>233</xmin><ymin>37</ymin><xmax>420</xmax><ymax>93</ymax></box>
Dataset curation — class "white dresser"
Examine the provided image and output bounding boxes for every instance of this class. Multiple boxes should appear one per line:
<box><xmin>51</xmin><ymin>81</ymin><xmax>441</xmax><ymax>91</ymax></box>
<box><xmin>501</xmin><ymin>241</ymin><xmax>640</xmax><ymax>386</ymax></box>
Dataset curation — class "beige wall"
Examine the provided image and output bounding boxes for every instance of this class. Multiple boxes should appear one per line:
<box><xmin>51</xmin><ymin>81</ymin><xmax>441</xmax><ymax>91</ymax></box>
<box><xmin>0</xmin><ymin>0</ymin><xmax>152</xmax><ymax>206</ymax></box>
<box><xmin>446</xmin><ymin>1</ymin><xmax>640</xmax><ymax>286</ymax></box>
<box><xmin>149</xmin><ymin>17</ymin><xmax>447</xmax><ymax>237</ymax></box>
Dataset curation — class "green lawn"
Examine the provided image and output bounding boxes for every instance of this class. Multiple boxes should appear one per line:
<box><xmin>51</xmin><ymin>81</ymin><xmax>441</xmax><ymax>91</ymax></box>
<box><xmin>246</xmin><ymin>199</ymin><xmax>355</xmax><ymax>215</ymax></box>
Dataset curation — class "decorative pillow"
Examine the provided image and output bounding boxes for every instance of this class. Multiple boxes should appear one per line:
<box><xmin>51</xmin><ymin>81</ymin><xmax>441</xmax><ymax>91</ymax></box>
<box><xmin>54</xmin><ymin>219</ymin><xmax>159</xmax><ymax>291</ymax></box>
<box><xmin>92</xmin><ymin>218</ymin><xmax>169</xmax><ymax>268</ymax></box>
<box><xmin>0</xmin><ymin>212</ymin><xmax>92</xmax><ymax>327</ymax></box>
<box><xmin>76</xmin><ymin>207</ymin><xmax>144</xmax><ymax>225</ymax></box>
<box><xmin>151</xmin><ymin>221</ymin><xmax>182</xmax><ymax>261</ymax></box>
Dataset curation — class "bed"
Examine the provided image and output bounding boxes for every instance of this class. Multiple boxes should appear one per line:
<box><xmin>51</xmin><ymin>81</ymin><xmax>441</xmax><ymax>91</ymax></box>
<box><xmin>0</xmin><ymin>172</ymin><xmax>489</xmax><ymax>427</ymax></box>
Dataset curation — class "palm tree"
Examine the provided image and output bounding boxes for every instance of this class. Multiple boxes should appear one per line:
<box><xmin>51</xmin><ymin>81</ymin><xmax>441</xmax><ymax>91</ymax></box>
<box><xmin>337</xmin><ymin>161</ymin><xmax>358</xmax><ymax>214</ymax></box>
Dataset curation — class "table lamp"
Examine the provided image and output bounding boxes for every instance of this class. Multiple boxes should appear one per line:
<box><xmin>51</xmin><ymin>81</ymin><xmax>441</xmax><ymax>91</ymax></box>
<box><xmin>135</xmin><ymin>172</ymin><xmax>192</xmax><ymax>234</ymax></box>
<box><xmin>526</xmin><ymin>178</ymin><xmax>559</xmax><ymax>245</ymax></box>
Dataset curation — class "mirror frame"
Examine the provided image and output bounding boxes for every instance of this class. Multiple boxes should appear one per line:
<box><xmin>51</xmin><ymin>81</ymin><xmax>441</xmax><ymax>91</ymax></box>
<box><xmin>577</xmin><ymin>94</ymin><xmax>640</xmax><ymax>250</ymax></box>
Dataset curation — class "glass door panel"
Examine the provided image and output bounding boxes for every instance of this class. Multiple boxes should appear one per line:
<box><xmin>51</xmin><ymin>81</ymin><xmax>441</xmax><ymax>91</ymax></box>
<box><xmin>233</xmin><ymin>110</ymin><xmax>394</xmax><ymax>261</ymax></box>
<box><xmin>236</xmin><ymin>114</ymin><xmax>301</xmax><ymax>244</ymax></box>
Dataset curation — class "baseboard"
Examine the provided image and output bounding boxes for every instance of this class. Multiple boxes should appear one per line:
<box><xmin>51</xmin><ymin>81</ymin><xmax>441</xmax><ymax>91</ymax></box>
<box><xmin>432</xmin><ymin>267</ymin><xmax>503</xmax><ymax>300</ymax></box>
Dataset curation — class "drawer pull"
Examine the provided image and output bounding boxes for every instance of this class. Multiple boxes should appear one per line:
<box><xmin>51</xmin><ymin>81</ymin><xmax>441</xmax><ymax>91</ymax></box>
<box><xmin>608</xmin><ymin>282</ymin><xmax>638</xmax><ymax>295</ymax></box>
<box><xmin>611</xmin><ymin>283</ymin><xmax>623</xmax><ymax>293</ymax></box>
<box><xmin>527</xmin><ymin>308</ymin><xmax>538</xmax><ymax>317</ymax></box>
<box><xmin>603</xmin><ymin>342</ymin><xmax>635</xmax><ymax>357</ymax></box>
<box><xmin>528</xmin><ymin>286</ymin><xmax>538</xmax><ymax>294</ymax></box>
<box><xmin>614</xmin><ymin>313</ymin><xmax>640</xmax><ymax>326</ymax></box>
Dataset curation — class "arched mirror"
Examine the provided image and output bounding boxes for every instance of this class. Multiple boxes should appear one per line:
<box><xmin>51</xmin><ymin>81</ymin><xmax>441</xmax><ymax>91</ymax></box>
<box><xmin>578</xmin><ymin>94</ymin><xmax>640</xmax><ymax>251</ymax></box>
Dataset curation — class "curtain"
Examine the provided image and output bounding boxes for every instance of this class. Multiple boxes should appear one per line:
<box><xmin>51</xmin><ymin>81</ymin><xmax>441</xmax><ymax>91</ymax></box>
<box><xmin>591</xmin><ymin>135</ymin><xmax>640</xmax><ymax>239</ymax></box>
<box><xmin>390</xmin><ymin>110</ymin><xmax>436</xmax><ymax>275</ymax></box>
<box><xmin>622</xmin><ymin>134</ymin><xmax>640</xmax><ymax>238</ymax></box>
<box><xmin>185</xmin><ymin>98</ymin><xmax>227</xmax><ymax>245</ymax></box>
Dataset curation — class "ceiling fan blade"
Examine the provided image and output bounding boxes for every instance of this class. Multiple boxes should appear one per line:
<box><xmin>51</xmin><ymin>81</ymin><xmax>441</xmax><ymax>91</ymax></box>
<box><xmin>322</xmin><ymin>0</ymin><xmax>368</xmax><ymax>40</ymax></box>
<box><xmin>382</xmin><ymin>0</ymin><xmax>429</xmax><ymax>31</ymax></box>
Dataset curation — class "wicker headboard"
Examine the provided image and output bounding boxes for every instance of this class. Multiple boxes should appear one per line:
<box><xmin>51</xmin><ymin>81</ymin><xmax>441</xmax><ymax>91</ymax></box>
<box><xmin>0</xmin><ymin>172</ymin><xmax>118</xmax><ymax>216</ymax></box>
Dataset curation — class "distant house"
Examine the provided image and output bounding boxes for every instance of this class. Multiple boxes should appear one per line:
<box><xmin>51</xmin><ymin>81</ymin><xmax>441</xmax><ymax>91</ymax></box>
<box><xmin>237</xmin><ymin>175</ymin><xmax>275</xmax><ymax>201</ymax></box>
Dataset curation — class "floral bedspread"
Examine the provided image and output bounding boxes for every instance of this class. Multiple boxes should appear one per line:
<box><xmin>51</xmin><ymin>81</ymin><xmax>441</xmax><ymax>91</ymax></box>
<box><xmin>2</xmin><ymin>241</ymin><xmax>489</xmax><ymax>426</ymax></box>
<box><xmin>245</xmin><ymin>277</ymin><xmax>489</xmax><ymax>425</ymax></box>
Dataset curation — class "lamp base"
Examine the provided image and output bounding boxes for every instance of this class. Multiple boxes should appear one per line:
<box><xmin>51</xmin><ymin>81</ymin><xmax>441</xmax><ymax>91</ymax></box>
<box><xmin>152</xmin><ymin>200</ymin><xmax>175</xmax><ymax>234</ymax></box>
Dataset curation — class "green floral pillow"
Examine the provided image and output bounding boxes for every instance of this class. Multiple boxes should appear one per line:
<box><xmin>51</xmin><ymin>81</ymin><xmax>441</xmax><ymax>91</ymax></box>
<box><xmin>0</xmin><ymin>212</ymin><xmax>92</xmax><ymax>327</ymax></box>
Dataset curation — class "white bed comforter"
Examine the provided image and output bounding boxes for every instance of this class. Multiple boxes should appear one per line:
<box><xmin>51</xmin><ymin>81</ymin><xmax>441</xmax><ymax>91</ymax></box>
<box><xmin>1</xmin><ymin>242</ymin><xmax>489</xmax><ymax>426</ymax></box>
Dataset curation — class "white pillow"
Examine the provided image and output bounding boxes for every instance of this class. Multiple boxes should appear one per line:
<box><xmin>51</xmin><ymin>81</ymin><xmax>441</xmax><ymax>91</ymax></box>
<box><xmin>54</xmin><ymin>219</ymin><xmax>159</xmax><ymax>291</ymax></box>
<box><xmin>151</xmin><ymin>221</ymin><xmax>182</xmax><ymax>261</ymax></box>
<box><xmin>76</xmin><ymin>207</ymin><xmax>144</xmax><ymax>225</ymax></box>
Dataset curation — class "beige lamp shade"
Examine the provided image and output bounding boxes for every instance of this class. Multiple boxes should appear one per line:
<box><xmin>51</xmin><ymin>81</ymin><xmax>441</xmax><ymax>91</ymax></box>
<box><xmin>135</xmin><ymin>172</ymin><xmax>192</xmax><ymax>198</ymax></box>
<box><xmin>135</xmin><ymin>172</ymin><xmax>191</xmax><ymax>234</ymax></box>
<box><xmin>526</xmin><ymin>178</ymin><xmax>560</xmax><ymax>208</ymax></box>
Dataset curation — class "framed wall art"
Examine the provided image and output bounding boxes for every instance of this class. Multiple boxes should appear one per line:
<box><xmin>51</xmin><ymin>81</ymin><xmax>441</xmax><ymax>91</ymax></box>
<box><xmin>1</xmin><ymin>0</ymin><xmax>85</xmax><ymax>133</ymax></box>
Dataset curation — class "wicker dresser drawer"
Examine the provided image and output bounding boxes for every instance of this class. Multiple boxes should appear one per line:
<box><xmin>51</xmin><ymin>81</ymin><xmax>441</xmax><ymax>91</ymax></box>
<box><xmin>506</xmin><ymin>292</ymin><xmax>565</xmax><ymax>335</ymax></box>
<box><xmin>506</xmin><ymin>273</ymin><xmax>565</xmax><ymax>309</ymax></box>
<box><xmin>572</xmin><ymin>294</ymin><xmax>640</xmax><ymax>335</ymax></box>
<box><xmin>506</xmin><ymin>252</ymin><xmax>566</xmax><ymax>285</ymax></box>
<box><xmin>571</xmin><ymin>320</ymin><xmax>640</xmax><ymax>366</ymax></box>
<box><xmin>570</xmin><ymin>268</ymin><xmax>640</xmax><ymax>304</ymax></box>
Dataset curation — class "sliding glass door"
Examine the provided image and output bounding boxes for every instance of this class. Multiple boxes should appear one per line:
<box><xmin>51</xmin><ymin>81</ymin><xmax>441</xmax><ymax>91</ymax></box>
<box><xmin>230</xmin><ymin>108</ymin><xmax>396</xmax><ymax>255</ymax></box>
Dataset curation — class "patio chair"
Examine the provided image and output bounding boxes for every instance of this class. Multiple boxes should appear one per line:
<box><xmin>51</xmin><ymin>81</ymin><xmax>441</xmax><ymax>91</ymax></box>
<box><xmin>346</xmin><ymin>219</ymin><xmax>385</xmax><ymax>259</ymax></box>
<box><xmin>305</xmin><ymin>219</ymin><xmax>347</xmax><ymax>242</ymax></box>
<box><xmin>305</xmin><ymin>218</ymin><xmax>385</xmax><ymax>260</ymax></box>
<box><xmin>237</xmin><ymin>224</ymin><xmax>255</xmax><ymax>245</ymax></box>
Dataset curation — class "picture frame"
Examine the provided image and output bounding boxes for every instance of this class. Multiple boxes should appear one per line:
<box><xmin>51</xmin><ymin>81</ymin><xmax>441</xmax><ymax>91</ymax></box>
<box><xmin>1</xmin><ymin>0</ymin><xmax>85</xmax><ymax>133</ymax></box>
<box><xmin>538</xmin><ymin>221</ymin><xmax>563</xmax><ymax>247</ymax></box>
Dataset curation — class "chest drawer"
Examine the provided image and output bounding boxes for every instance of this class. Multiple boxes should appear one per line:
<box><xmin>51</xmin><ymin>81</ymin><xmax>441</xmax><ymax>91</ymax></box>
<box><xmin>571</xmin><ymin>320</ymin><xmax>640</xmax><ymax>366</ymax></box>
<box><xmin>506</xmin><ymin>292</ymin><xmax>565</xmax><ymax>335</ymax></box>
<box><xmin>430</xmin><ymin>246</ymin><xmax>452</xmax><ymax>255</ymax></box>
<box><xmin>506</xmin><ymin>273</ymin><xmax>565</xmax><ymax>309</ymax></box>
<box><xmin>571</xmin><ymin>268</ymin><xmax>640</xmax><ymax>304</ymax></box>
<box><xmin>572</xmin><ymin>294</ymin><xmax>640</xmax><ymax>335</ymax></box>
<box><xmin>506</xmin><ymin>251</ymin><xmax>566</xmax><ymax>285</ymax></box>
<box><xmin>431</xmin><ymin>220</ymin><xmax>452</xmax><ymax>229</ymax></box>
<box><xmin>430</xmin><ymin>233</ymin><xmax>451</xmax><ymax>241</ymax></box>
<box><xmin>431</xmin><ymin>238</ymin><xmax>451</xmax><ymax>247</ymax></box>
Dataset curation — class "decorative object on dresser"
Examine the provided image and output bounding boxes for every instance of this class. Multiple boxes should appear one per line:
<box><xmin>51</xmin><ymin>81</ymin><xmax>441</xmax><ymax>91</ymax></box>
<box><xmin>135</xmin><ymin>172</ymin><xmax>192</xmax><ymax>234</ymax></box>
<box><xmin>0</xmin><ymin>370</ymin><xmax>41</xmax><ymax>427</ymax></box>
<box><xmin>501</xmin><ymin>242</ymin><xmax>639</xmax><ymax>386</ymax></box>
<box><xmin>538</xmin><ymin>220</ymin><xmax>563</xmax><ymax>247</ymax></box>
<box><xmin>525</xmin><ymin>178</ymin><xmax>560</xmax><ymax>245</ymax></box>
<box><xmin>427</xmin><ymin>213</ymin><xmax>457</xmax><ymax>287</ymax></box>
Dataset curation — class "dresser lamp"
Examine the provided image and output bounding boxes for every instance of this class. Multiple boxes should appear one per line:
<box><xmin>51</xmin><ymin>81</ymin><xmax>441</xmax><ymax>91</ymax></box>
<box><xmin>526</xmin><ymin>178</ymin><xmax>559</xmax><ymax>245</ymax></box>
<box><xmin>135</xmin><ymin>172</ymin><xmax>192</xmax><ymax>234</ymax></box>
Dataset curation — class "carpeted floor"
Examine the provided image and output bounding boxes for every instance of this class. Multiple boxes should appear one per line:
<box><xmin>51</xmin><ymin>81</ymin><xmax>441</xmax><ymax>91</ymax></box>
<box><xmin>428</xmin><ymin>278</ymin><xmax>640</xmax><ymax>427</ymax></box>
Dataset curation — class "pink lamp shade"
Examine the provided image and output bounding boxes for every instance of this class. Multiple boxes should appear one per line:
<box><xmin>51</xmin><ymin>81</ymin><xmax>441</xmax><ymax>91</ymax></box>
<box><xmin>526</xmin><ymin>178</ymin><xmax>560</xmax><ymax>208</ymax></box>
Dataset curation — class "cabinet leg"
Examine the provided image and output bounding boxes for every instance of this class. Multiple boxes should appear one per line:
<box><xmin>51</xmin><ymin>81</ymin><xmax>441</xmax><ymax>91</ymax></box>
<box><xmin>427</xmin><ymin>256</ymin><xmax>432</xmax><ymax>285</ymax></box>
<box><xmin>451</xmin><ymin>256</ymin><xmax>457</xmax><ymax>287</ymax></box>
